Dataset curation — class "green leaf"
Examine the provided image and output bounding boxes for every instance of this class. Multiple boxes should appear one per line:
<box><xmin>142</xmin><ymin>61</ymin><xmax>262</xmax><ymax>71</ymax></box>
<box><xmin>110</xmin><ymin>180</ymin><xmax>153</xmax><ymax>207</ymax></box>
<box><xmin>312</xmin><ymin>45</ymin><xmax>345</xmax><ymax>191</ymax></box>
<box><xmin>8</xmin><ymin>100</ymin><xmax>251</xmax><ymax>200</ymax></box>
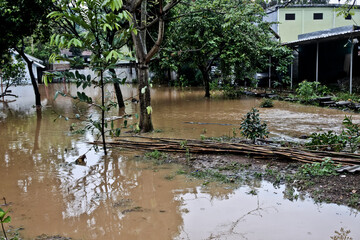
<box><xmin>3</xmin><ymin>216</ymin><xmax>11</xmax><ymax>223</ymax></box>
<box><xmin>111</xmin><ymin>120</ymin><xmax>114</xmax><ymax>130</ymax></box>
<box><xmin>54</xmin><ymin>91</ymin><xmax>60</xmax><ymax>100</ymax></box>
<box><xmin>115</xmin><ymin>128</ymin><xmax>121</xmax><ymax>137</ymax></box>
<box><xmin>141</xmin><ymin>86</ymin><xmax>147</xmax><ymax>94</ymax></box>
<box><xmin>146</xmin><ymin>106</ymin><xmax>153</xmax><ymax>115</ymax></box>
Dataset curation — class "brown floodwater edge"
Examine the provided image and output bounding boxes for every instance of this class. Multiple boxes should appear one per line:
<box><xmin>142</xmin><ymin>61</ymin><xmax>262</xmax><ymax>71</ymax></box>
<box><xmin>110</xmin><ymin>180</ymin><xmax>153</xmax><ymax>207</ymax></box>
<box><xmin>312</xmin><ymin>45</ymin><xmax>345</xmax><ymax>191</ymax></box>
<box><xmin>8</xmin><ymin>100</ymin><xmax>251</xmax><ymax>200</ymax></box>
<box><xmin>1</xmin><ymin>84</ymin><xmax>360</xmax><ymax>239</ymax></box>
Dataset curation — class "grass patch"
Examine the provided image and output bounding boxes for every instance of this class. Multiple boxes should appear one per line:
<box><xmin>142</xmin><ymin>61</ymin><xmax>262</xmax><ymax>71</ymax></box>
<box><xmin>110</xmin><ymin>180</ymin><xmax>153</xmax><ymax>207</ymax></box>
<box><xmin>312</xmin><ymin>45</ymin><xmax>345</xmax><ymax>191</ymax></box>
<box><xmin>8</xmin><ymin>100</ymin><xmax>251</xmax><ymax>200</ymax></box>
<box><xmin>190</xmin><ymin>169</ymin><xmax>237</xmax><ymax>184</ymax></box>
<box><xmin>144</xmin><ymin>150</ymin><xmax>168</xmax><ymax>165</ymax></box>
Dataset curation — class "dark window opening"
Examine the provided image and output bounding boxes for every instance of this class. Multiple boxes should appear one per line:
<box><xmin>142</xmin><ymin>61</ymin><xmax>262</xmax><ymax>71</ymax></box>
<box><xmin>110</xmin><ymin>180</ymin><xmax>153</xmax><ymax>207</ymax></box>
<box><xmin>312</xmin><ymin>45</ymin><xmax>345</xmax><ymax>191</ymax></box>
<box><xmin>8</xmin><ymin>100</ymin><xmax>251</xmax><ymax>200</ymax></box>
<box><xmin>345</xmin><ymin>14</ymin><xmax>352</xmax><ymax>20</ymax></box>
<box><xmin>313</xmin><ymin>13</ymin><xmax>323</xmax><ymax>20</ymax></box>
<box><xmin>285</xmin><ymin>13</ymin><xmax>295</xmax><ymax>20</ymax></box>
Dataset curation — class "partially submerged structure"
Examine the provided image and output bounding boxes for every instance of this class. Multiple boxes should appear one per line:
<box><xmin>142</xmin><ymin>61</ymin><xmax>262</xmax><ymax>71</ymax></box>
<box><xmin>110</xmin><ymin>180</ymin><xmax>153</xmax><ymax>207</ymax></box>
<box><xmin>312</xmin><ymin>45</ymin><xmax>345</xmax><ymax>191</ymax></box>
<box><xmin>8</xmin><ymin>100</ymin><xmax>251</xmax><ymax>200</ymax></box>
<box><xmin>284</xmin><ymin>25</ymin><xmax>360</xmax><ymax>93</ymax></box>
<box><xmin>12</xmin><ymin>50</ymin><xmax>45</xmax><ymax>84</ymax></box>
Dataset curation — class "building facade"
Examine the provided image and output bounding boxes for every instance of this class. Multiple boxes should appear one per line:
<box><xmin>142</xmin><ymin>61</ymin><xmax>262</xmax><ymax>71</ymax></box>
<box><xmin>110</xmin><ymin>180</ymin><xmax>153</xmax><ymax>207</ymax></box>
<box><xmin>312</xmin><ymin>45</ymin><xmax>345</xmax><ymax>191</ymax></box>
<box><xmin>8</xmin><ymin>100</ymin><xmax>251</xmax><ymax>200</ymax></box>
<box><xmin>266</xmin><ymin>4</ymin><xmax>360</xmax><ymax>43</ymax></box>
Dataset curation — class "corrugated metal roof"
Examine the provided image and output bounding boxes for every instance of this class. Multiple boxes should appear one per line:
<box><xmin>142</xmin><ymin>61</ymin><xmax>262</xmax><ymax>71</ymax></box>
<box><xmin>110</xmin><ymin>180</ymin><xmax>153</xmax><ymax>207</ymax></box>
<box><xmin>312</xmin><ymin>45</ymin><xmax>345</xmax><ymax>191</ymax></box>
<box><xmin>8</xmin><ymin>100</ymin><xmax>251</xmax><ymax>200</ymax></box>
<box><xmin>283</xmin><ymin>25</ymin><xmax>360</xmax><ymax>47</ymax></box>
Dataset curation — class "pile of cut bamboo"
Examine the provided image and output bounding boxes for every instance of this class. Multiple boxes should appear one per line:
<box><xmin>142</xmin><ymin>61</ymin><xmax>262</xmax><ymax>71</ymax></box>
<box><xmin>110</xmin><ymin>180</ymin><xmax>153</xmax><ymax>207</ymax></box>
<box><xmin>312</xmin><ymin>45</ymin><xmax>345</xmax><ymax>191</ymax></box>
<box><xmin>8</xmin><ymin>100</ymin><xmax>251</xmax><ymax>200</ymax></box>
<box><xmin>95</xmin><ymin>136</ymin><xmax>360</xmax><ymax>166</ymax></box>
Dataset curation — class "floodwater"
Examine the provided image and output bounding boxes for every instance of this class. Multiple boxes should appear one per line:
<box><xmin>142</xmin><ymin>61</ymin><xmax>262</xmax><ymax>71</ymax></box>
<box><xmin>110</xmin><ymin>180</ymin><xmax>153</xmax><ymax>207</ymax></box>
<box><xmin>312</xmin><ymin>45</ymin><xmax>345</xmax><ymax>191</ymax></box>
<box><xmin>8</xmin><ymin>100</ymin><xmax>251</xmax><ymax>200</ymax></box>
<box><xmin>1</xmin><ymin>84</ymin><xmax>360</xmax><ymax>239</ymax></box>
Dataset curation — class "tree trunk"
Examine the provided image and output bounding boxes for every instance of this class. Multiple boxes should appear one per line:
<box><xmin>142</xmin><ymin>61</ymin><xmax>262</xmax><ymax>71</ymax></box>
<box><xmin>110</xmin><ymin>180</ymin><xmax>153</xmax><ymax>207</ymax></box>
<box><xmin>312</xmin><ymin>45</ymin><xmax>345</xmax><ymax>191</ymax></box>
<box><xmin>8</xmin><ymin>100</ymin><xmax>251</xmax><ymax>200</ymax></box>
<box><xmin>16</xmin><ymin>48</ymin><xmax>41</xmax><ymax>107</ymax></box>
<box><xmin>33</xmin><ymin>108</ymin><xmax>42</xmax><ymax>152</ymax></box>
<box><xmin>199</xmin><ymin>65</ymin><xmax>210</xmax><ymax>98</ymax></box>
<box><xmin>109</xmin><ymin>69</ymin><xmax>125</xmax><ymax>108</ymax></box>
<box><xmin>128</xmin><ymin>0</ymin><xmax>169</xmax><ymax>132</ymax></box>
<box><xmin>137</xmin><ymin>63</ymin><xmax>153</xmax><ymax>132</ymax></box>
<box><xmin>114</xmin><ymin>83</ymin><xmax>125</xmax><ymax>108</ymax></box>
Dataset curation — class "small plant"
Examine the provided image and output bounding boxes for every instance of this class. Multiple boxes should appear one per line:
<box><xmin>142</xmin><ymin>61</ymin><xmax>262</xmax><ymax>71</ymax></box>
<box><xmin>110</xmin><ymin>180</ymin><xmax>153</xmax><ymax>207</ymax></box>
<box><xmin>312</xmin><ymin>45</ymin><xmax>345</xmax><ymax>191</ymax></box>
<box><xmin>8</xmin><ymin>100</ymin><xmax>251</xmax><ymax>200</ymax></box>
<box><xmin>295</xmin><ymin>80</ymin><xmax>329</xmax><ymax>103</ymax></box>
<box><xmin>222</xmin><ymin>85</ymin><xmax>244</xmax><ymax>99</ymax></box>
<box><xmin>145</xmin><ymin>150</ymin><xmax>165</xmax><ymax>160</ymax></box>
<box><xmin>240</xmin><ymin>108</ymin><xmax>269</xmax><ymax>144</ymax></box>
<box><xmin>333</xmin><ymin>92</ymin><xmax>360</xmax><ymax>102</ymax></box>
<box><xmin>297</xmin><ymin>158</ymin><xmax>338</xmax><ymax>178</ymax></box>
<box><xmin>330</xmin><ymin>227</ymin><xmax>353</xmax><ymax>240</ymax></box>
<box><xmin>296</xmin><ymin>80</ymin><xmax>319</xmax><ymax>102</ymax></box>
<box><xmin>144</xmin><ymin>150</ymin><xmax>167</xmax><ymax>165</ymax></box>
<box><xmin>348</xmin><ymin>193</ymin><xmax>359</xmax><ymax>208</ymax></box>
<box><xmin>247</xmin><ymin>189</ymin><xmax>257</xmax><ymax>195</ymax></box>
<box><xmin>0</xmin><ymin>207</ymin><xmax>11</xmax><ymax>240</ymax></box>
<box><xmin>259</xmin><ymin>98</ymin><xmax>274</xmax><ymax>108</ymax></box>
<box><xmin>306</xmin><ymin>131</ymin><xmax>346</xmax><ymax>152</ymax></box>
<box><xmin>190</xmin><ymin>169</ymin><xmax>234</xmax><ymax>184</ymax></box>
<box><xmin>232</xmin><ymin>128</ymin><xmax>237</xmax><ymax>138</ymax></box>
<box><xmin>342</xmin><ymin>115</ymin><xmax>360</xmax><ymax>153</ymax></box>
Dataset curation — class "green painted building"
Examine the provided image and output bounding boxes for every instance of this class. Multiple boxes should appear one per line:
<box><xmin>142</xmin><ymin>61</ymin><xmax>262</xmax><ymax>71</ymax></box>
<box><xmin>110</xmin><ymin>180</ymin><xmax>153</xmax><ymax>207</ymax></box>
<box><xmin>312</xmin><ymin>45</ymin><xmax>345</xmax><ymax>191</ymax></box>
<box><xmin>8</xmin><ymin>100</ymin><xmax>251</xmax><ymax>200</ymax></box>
<box><xmin>265</xmin><ymin>4</ymin><xmax>360</xmax><ymax>43</ymax></box>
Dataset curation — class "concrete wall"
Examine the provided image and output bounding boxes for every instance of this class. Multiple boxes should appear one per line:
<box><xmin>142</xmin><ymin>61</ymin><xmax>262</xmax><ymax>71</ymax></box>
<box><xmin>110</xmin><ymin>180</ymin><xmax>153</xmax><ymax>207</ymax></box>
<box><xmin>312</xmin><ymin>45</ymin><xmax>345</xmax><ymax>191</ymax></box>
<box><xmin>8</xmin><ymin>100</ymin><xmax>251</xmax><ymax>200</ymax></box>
<box><xmin>268</xmin><ymin>5</ymin><xmax>360</xmax><ymax>43</ymax></box>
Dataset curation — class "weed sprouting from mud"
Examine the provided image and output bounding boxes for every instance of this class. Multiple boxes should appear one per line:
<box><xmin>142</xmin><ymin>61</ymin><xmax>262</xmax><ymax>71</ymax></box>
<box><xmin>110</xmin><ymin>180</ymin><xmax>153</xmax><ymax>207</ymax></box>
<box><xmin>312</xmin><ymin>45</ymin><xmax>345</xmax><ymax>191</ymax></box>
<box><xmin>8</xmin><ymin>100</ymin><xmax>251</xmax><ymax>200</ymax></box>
<box><xmin>144</xmin><ymin>150</ymin><xmax>168</xmax><ymax>165</ymax></box>
<box><xmin>330</xmin><ymin>227</ymin><xmax>354</xmax><ymax>240</ymax></box>
<box><xmin>190</xmin><ymin>169</ymin><xmax>237</xmax><ymax>184</ymax></box>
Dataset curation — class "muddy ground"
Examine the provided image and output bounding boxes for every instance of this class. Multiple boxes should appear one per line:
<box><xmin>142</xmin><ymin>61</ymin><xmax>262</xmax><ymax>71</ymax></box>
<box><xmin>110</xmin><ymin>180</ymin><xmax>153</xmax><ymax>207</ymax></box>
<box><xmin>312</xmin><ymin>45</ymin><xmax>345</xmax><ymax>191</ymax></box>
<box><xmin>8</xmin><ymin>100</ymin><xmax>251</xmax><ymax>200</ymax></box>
<box><xmin>166</xmin><ymin>152</ymin><xmax>360</xmax><ymax>211</ymax></box>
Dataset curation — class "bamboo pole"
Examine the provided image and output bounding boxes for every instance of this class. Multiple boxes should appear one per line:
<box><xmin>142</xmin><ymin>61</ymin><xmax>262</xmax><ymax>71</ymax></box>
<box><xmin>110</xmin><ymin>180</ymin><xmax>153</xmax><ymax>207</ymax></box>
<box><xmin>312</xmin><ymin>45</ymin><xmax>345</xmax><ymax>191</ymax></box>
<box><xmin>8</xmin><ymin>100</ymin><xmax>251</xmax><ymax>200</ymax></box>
<box><xmin>93</xmin><ymin>137</ymin><xmax>360</xmax><ymax>166</ymax></box>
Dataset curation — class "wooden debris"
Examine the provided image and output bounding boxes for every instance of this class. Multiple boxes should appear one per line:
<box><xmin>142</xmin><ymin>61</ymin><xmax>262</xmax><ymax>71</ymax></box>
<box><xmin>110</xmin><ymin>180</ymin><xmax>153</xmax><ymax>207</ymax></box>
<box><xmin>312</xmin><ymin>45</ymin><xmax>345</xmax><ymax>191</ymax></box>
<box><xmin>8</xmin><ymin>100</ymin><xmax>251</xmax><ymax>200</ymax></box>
<box><xmin>93</xmin><ymin>136</ymin><xmax>360</xmax><ymax>167</ymax></box>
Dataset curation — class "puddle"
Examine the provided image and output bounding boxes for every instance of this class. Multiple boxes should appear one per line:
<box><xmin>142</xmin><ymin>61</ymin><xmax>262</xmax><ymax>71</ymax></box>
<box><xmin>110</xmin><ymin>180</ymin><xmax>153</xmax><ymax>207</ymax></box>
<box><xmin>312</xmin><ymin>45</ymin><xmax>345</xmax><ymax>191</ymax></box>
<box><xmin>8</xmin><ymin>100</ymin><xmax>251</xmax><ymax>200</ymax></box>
<box><xmin>175</xmin><ymin>182</ymin><xmax>360</xmax><ymax>240</ymax></box>
<box><xmin>1</xmin><ymin>84</ymin><xmax>360</xmax><ymax>239</ymax></box>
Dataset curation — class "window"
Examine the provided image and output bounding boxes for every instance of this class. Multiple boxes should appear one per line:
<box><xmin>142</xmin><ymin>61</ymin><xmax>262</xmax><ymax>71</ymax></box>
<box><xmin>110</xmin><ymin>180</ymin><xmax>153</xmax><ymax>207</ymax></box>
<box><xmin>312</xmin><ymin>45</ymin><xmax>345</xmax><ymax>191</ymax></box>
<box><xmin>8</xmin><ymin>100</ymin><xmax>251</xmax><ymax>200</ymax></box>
<box><xmin>345</xmin><ymin>14</ymin><xmax>352</xmax><ymax>20</ymax></box>
<box><xmin>313</xmin><ymin>13</ymin><xmax>323</xmax><ymax>20</ymax></box>
<box><xmin>285</xmin><ymin>13</ymin><xmax>295</xmax><ymax>20</ymax></box>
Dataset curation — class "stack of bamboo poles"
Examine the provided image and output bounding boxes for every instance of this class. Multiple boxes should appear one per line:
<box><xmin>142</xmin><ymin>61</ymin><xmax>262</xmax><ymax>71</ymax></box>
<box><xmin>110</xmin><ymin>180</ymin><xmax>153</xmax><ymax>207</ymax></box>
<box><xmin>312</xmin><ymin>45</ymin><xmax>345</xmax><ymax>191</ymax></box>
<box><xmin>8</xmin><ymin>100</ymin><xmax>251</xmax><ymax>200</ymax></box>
<box><xmin>95</xmin><ymin>136</ymin><xmax>360</xmax><ymax>166</ymax></box>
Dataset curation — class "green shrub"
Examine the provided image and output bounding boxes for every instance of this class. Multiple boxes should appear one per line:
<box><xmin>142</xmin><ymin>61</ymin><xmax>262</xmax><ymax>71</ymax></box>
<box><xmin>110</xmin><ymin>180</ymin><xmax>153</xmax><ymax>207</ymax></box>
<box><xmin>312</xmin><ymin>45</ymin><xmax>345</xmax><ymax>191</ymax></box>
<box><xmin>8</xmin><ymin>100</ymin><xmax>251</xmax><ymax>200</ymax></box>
<box><xmin>342</xmin><ymin>115</ymin><xmax>360</xmax><ymax>153</ymax></box>
<box><xmin>332</xmin><ymin>92</ymin><xmax>360</xmax><ymax>102</ymax></box>
<box><xmin>306</xmin><ymin>131</ymin><xmax>346</xmax><ymax>152</ymax></box>
<box><xmin>260</xmin><ymin>98</ymin><xmax>274</xmax><ymax>108</ymax></box>
<box><xmin>222</xmin><ymin>85</ymin><xmax>244</xmax><ymax>99</ymax></box>
<box><xmin>298</xmin><ymin>158</ymin><xmax>338</xmax><ymax>178</ymax></box>
<box><xmin>240</xmin><ymin>108</ymin><xmax>269</xmax><ymax>144</ymax></box>
<box><xmin>295</xmin><ymin>80</ymin><xmax>330</xmax><ymax>102</ymax></box>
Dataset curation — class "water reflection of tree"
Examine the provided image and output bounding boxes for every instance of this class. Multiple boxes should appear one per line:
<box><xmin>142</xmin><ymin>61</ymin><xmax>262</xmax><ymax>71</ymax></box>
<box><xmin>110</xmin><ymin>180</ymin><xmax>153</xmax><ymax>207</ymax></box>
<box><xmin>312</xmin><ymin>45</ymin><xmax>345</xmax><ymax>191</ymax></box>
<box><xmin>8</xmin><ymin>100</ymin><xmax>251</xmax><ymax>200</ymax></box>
<box><xmin>59</xmin><ymin>152</ymin><xmax>139</xmax><ymax>218</ymax></box>
<box><xmin>33</xmin><ymin>108</ymin><xmax>42</xmax><ymax>152</ymax></box>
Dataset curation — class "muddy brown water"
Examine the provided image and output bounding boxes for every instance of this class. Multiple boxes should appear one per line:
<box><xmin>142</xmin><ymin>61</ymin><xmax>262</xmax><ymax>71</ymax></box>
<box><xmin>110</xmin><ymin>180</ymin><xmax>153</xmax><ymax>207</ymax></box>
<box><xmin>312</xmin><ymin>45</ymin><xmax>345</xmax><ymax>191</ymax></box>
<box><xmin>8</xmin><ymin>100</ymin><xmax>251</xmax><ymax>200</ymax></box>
<box><xmin>1</xmin><ymin>84</ymin><xmax>360</xmax><ymax>239</ymax></box>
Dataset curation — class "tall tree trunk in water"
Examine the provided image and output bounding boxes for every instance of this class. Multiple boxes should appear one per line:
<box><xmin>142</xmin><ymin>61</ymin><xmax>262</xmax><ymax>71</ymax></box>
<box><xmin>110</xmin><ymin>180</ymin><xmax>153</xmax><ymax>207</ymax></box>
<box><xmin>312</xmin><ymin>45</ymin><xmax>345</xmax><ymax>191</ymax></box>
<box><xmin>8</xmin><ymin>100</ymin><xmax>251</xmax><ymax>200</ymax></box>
<box><xmin>127</xmin><ymin>0</ymin><xmax>176</xmax><ymax>132</ymax></box>
<box><xmin>16</xmin><ymin>47</ymin><xmax>41</xmax><ymax>107</ymax></box>
<box><xmin>137</xmin><ymin>64</ymin><xmax>153</xmax><ymax>132</ymax></box>
<box><xmin>109</xmin><ymin>69</ymin><xmax>125</xmax><ymax>108</ymax></box>
<box><xmin>199</xmin><ymin>65</ymin><xmax>210</xmax><ymax>98</ymax></box>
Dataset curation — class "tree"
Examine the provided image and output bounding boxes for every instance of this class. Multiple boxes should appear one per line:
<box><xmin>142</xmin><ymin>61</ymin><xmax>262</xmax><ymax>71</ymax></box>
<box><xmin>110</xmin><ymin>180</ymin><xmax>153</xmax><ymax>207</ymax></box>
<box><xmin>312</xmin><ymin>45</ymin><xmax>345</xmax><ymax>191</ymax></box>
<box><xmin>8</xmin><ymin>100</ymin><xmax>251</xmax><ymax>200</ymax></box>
<box><xmin>240</xmin><ymin>108</ymin><xmax>269</xmax><ymax>144</ymax></box>
<box><xmin>0</xmin><ymin>0</ymin><xmax>53</xmax><ymax>107</ymax></box>
<box><xmin>48</xmin><ymin>0</ymin><xmax>132</xmax><ymax>155</ymax></box>
<box><xmin>0</xmin><ymin>53</ymin><xmax>26</xmax><ymax>100</ymax></box>
<box><xmin>161</xmin><ymin>0</ymin><xmax>293</xmax><ymax>97</ymax></box>
<box><xmin>122</xmin><ymin>0</ymin><xmax>181</xmax><ymax>132</ymax></box>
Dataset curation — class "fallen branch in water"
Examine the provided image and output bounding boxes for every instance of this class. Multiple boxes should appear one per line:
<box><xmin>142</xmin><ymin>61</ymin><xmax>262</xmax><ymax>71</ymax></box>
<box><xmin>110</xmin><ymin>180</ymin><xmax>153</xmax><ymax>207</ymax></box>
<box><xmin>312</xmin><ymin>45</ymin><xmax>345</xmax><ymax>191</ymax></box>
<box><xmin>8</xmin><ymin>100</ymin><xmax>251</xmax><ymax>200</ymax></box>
<box><xmin>91</xmin><ymin>136</ymin><xmax>360</xmax><ymax>166</ymax></box>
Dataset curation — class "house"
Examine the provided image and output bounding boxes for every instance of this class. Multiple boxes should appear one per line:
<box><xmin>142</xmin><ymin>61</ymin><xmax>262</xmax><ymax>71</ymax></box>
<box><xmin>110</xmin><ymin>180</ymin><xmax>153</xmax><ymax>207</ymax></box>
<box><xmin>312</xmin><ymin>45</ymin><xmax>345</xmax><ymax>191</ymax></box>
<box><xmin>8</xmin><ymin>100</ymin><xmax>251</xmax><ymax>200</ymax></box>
<box><xmin>284</xmin><ymin>25</ymin><xmax>360</xmax><ymax>93</ymax></box>
<box><xmin>265</xmin><ymin>4</ymin><xmax>360</xmax><ymax>43</ymax></box>
<box><xmin>12</xmin><ymin>50</ymin><xmax>45</xmax><ymax>84</ymax></box>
